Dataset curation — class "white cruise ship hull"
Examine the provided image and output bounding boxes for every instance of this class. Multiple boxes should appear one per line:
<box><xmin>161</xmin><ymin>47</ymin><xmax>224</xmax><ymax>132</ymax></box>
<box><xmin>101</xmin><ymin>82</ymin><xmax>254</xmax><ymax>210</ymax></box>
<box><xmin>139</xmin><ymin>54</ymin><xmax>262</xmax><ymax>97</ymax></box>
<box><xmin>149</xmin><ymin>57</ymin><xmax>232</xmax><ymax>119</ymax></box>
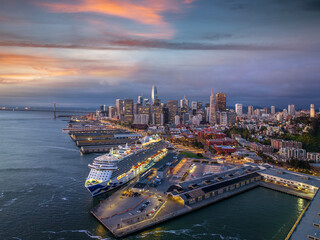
<box><xmin>86</xmin><ymin>171</ymin><xmax>137</xmax><ymax>197</ymax></box>
<box><xmin>86</xmin><ymin>143</ymin><xmax>167</xmax><ymax>197</ymax></box>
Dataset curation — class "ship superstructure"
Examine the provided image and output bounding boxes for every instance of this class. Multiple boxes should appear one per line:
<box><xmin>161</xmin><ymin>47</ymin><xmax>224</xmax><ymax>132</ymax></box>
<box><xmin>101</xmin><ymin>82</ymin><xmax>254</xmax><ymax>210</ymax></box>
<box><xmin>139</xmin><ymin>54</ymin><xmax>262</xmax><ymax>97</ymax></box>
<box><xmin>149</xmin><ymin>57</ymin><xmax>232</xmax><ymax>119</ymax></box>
<box><xmin>85</xmin><ymin>135</ymin><xmax>167</xmax><ymax>197</ymax></box>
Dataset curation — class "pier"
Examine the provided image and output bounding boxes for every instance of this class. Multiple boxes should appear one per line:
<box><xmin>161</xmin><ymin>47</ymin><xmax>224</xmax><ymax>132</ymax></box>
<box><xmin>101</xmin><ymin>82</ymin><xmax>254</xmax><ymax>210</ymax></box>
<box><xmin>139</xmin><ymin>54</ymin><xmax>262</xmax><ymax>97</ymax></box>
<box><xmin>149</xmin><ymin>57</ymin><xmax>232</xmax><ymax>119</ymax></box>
<box><xmin>91</xmin><ymin>162</ymin><xmax>262</xmax><ymax>238</ymax></box>
<box><xmin>91</xmin><ymin>160</ymin><xmax>320</xmax><ymax>239</ymax></box>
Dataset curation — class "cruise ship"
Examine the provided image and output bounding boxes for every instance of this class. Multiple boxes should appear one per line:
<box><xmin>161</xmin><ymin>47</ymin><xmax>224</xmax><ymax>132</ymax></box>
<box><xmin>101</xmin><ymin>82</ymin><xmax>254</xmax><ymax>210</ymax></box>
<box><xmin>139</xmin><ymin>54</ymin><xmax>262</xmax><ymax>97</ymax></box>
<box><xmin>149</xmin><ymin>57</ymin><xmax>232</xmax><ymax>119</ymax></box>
<box><xmin>85</xmin><ymin>135</ymin><xmax>167</xmax><ymax>197</ymax></box>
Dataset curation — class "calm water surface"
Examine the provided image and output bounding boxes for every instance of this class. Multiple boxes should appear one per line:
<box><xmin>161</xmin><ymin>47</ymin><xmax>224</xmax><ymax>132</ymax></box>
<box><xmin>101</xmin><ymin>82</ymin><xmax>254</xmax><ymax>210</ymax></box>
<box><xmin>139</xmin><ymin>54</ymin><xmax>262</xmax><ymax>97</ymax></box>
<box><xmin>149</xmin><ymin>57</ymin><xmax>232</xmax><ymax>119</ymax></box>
<box><xmin>0</xmin><ymin>111</ymin><xmax>308</xmax><ymax>240</ymax></box>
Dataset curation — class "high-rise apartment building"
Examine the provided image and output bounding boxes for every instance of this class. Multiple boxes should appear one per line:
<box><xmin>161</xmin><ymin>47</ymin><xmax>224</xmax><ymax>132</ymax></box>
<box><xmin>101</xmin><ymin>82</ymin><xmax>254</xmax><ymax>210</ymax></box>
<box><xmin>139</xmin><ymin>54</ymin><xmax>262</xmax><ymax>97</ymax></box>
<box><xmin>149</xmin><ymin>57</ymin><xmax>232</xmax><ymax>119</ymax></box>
<box><xmin>310</xmin><ymin>104</ymin><xmax>315</xmax><ymax>118</ymax></box>
<box><xmin>180</xmin><ymin>95</ymin><xmax>189</xmax><ymax>108</ymax></box>
<box><xmin>108</xmin><ymin>106</ymin><xmax>115</xmax><ymax>119</ymax></box>
<box><xmin>167</xmin><ymin>100</ymin><xmax>179</xmax><ymax>124</ymax></box>
<box><xmin>116</xmin><ymin>99</ymin><xmax>124</xmax><ymax>118</ymax></box>
<box><xmin>191</xmin><ymin>101</ymin><xmax>197</xmax><ymax>111</ymax></box>
<box><xmin>288</xmin><ymin>104</ymin><xmax>295</xmax><ymax>116</ymax></box>
<box><xmin>248</xmin><ymin>106</ymin><xmax>254</xmax><ymax>116</ymax></box>
<box><xmin>151</xmin><ymin>105</ymin><xmax>162</xmax><ymax>125</ymax></box>
<box><xmin>137</xmin><ymin>96</ymin><xmax>143</xmax><ymax>105</ymax></box>
<box><xmin>235</xmin><ymin>103</ymin><xmax>243</xmax><ymax>116</ymax></box>
<box><xmin>209</xmin><ymin>89</ymin><xmax>216</xmax><ymax>124</ymax></box>
<box><xmin>123</xmin><ymin>99</ymin><xmax>133</xmax><ymax>123</ymax></box>
<box><xmin>216</xmin><ymin>93</ymin><xmax>226</xmax><ymax>112</ymax></box>
<box><xmin>271</xmin><ymin>106</ymin><xmax>275</xmax><ymax>115</ymax></box>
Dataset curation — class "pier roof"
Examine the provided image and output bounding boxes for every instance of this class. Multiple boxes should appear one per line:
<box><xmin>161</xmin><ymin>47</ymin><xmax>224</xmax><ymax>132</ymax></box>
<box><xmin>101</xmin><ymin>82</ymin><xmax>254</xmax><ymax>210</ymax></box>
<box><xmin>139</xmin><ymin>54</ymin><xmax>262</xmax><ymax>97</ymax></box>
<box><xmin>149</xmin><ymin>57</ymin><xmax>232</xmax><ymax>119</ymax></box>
<box><xmin>260</xmin><ymin>168</ymin><xmax>320</xmax><ymax>188</ymax></box>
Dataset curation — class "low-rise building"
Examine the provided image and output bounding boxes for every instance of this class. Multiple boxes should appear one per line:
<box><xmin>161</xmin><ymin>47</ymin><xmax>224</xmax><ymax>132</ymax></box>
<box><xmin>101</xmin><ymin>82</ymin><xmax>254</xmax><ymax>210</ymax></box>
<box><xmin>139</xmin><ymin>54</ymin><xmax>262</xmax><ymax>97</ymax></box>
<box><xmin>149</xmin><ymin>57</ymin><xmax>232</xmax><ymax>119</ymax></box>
<box><xmin>307</xmin><ymin>152</ymin><xmax>320</xmax><ymax>162</ymax></box>
<box><xmin>279</xmin><ymin>147</ymin><xmax>306</xmax><ymax>160</ymax></box>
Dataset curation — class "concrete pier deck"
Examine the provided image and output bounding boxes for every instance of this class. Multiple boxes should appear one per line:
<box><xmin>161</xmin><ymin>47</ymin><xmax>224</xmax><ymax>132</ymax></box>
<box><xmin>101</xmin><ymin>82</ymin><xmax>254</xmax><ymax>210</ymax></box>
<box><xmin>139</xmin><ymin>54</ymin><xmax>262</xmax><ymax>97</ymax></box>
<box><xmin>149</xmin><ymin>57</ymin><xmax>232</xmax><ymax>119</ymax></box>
<box><xmin>91</xmin><ymin>183</ymin><xmax>259</xmax><ymax>238</ymax></box>
<box><xmin>91</xmin><ymin>162</ymin><xmax>320</xmax><ymax>239</ymax></box>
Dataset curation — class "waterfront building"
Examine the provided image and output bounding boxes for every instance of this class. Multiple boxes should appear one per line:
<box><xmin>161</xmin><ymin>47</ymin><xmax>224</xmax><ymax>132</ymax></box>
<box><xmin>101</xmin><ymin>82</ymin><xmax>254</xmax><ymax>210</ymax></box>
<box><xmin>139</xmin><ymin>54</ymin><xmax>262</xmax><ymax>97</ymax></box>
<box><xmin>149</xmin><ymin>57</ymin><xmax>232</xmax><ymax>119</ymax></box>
<box><xmin>123</xmin><ymin>99</ymin><xmax>134</xmax><ymax>123</ymax></box>
<box><xmin>216</xmin><ymin>93</ymin><xmax>226</xmax><ymax>112</ymax></box>
<box><xmin>209</xmin><ymin>89</ymin><xmax>216</xmax><ymax>124</ymax></box>
<box><xmin>235</xmin><ymin>103</ymin><xmax>243</xmax><ymax>116</ymax></box>
<box><xmin>151</xmin><ymin>85</ymin><xmax>158</xmax><ymax>104</ymax></box>
<box><xmin>248</xmin><ymin>106</ymin><xmax>254</xmax><ymax>116</ymax></box>
<box><xmin>108</xmin><ymin>106</ymin><xmax>115</xmax><ymax>119</ymax></box>
<box><xmin>167</xmin><ymin>100</ymin><xmax>179</xmax><ymax>124</ymax></box>
<box><xmin>271</xmin><ymin>106</ymin><xmax>276</xmax><ymax>115</ymax></box>
<box><xmin>180</xmin><ymin>95</ymin><xmax>189</xmax><ymax>108</ymax></box>
<box><xmin>310</xmin><ymin>104</ymin><xmax>315</xmax><ymax>118</ymax></box>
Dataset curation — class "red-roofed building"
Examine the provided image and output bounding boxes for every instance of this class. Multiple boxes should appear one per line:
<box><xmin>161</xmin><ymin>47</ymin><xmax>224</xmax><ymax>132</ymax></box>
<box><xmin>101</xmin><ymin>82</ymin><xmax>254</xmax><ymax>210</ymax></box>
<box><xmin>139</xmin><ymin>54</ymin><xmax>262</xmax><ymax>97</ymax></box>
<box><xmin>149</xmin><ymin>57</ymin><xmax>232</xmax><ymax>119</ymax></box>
<box><xmin>197</xmin><ymin>128</ymin><xmax>226</xmax><ymax>139</ymax></box>
<box><xmin>206</xmin><ymin>137</ymin><xmax>237</xmax><ymax>146</ymax></box>
<box><xmin>214</xmin><ymin>145</ymin><xmax>236</xmax><ymax>154</ymax></box>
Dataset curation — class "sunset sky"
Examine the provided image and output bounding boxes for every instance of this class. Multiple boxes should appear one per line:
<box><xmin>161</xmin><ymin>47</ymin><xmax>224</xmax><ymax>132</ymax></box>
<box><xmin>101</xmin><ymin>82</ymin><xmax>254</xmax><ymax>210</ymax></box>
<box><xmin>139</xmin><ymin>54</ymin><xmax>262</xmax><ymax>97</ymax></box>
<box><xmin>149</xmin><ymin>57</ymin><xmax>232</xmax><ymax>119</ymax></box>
<box><xmin>0</xmin><ymin>0</ymin><xmax>320</xmax><ymax>108</ymax></box>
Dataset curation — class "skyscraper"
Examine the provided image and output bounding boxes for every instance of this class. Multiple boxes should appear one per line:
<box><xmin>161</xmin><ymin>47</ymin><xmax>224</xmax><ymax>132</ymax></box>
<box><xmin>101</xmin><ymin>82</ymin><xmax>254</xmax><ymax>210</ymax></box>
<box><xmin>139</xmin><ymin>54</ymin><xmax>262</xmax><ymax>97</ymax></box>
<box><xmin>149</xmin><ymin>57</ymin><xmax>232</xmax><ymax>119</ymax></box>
<box><xmin>271</xmin><ymin>106</ymin><xmax>276</xmax><ymax>115</ymax></box>
<box><xmin>123</xmin><ymin>99</ymin><xmax>133</xmax><ymax>123</ymax></box>
<box><xmin>180</xmin><ymin>95</ymin><xmax>189</xmax><ymax>108</ymax></box>
<box><xmin>151</xmin><ymin>105</ymin><xmax>162</xmax><ymax>125</ymax></box>
<box><xmin>248</xmin><ymin>106</ymin><xmax>254</xmax><ymax>116</ymax></box>
<box><xmin>116</xmin><ymin>99</ymin><xmax>124</xmax><ymax>118</ymax></box>
<box><xmin>108</xmin><ymin>106</ymin><xmax>115</xmax><ymax>119</ymax></box>
<box><xmin>151</xmin><ymin>85</ymin><xmax>158</xmax><ymax>104</ymax></box>
<box><xmin>310</xmin><ymin>104</ymin><xmax>315</xmax><ymax>118</ymax></box>
<box><xmin>167</xmin><ymin>100</ymin><xmax>179</xmax><ymax>124</ymax></box>
<box><xmin>235</xmin><ymin>103</ymin><xmax>243</xmax><ymax>116</ymax></box>
<box><xmin>209</xmin><ymin>89</ymin><xmax>216</xmax><ymax>124</ymax></box>
<box><xmin>216</xmin><ymin>93</ymin><xmax>226</xmax><ymax>112</ymax></box>
<box><xmin>191</xmin><ymin>101</ymin><xmax>197</xmax><ymax>111</ymax></box>
<box><xmin>137</xmin><ymin>96</ymin><xmax>143</xmax><ymax>105</ymax></box>
<box><xmin>288</xmin><ymin>104</ymin><xmax>295</xmax><ymax>116</ymax></box>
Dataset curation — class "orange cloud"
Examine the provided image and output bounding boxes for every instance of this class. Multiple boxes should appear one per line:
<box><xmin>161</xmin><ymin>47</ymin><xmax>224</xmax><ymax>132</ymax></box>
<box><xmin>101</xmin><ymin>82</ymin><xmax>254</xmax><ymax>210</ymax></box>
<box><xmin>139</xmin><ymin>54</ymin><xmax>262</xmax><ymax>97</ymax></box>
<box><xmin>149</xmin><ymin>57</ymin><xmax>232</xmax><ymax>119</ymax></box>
<box><xmin>38</xmin><ymin>0</ymin><xmax>167</xmax><ymax>25</ymax></box>
<box><xmin>36</xmin><ymin>0</ymin><xmax>196</xmax><ymax>39</ymax></box>
<box><xmin>0</xmin><ymin>52</ymin><xmax>139</xmax><ymax>86</ymax></box>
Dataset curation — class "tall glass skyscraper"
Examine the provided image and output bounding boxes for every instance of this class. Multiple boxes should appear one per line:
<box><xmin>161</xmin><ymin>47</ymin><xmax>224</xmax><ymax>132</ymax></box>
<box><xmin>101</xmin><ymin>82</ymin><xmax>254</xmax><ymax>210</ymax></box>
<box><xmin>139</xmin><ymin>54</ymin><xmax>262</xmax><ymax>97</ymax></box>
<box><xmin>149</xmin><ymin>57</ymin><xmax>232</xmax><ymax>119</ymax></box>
<box><xmin>151</xmin><ymin>85</ymin><xmax>158</xmax><ymax>104</ymax></box>
<box><xmin>209</xmin><ymin>89</ymin><xmax>216</xmax><ymax>124</ymax></box>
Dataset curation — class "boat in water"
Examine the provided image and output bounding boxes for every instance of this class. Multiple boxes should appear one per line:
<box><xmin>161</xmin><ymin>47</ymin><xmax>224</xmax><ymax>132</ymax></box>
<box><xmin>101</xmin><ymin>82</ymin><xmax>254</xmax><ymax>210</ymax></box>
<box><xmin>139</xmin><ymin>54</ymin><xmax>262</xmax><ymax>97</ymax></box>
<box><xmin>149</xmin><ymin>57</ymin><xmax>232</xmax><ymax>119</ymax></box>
<box><xmin>85</xmin><ymin>135</ymin><xmax>167</xmax><ymax>197</ymax></box>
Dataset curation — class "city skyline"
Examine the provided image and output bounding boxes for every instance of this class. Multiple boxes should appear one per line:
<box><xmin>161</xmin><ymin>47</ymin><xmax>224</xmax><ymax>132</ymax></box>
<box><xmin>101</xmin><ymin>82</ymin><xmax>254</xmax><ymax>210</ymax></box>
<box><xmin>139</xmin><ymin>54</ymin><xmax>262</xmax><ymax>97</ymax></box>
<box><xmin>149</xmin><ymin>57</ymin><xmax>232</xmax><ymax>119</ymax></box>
<box><xmin>1</xmin><ymin>0</ymin><xmax>320</xmax><ymax>108</ymax></box>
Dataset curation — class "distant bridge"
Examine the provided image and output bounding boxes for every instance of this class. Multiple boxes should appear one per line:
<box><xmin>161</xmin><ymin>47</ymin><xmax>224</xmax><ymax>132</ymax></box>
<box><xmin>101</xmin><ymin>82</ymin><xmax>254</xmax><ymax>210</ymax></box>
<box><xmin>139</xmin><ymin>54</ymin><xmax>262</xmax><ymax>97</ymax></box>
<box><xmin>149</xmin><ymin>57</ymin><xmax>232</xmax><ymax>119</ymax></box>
<box><xmin>0</xmin><ymin>108</ymin><xmax>94</xmax><ymax>114</ymax></box>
